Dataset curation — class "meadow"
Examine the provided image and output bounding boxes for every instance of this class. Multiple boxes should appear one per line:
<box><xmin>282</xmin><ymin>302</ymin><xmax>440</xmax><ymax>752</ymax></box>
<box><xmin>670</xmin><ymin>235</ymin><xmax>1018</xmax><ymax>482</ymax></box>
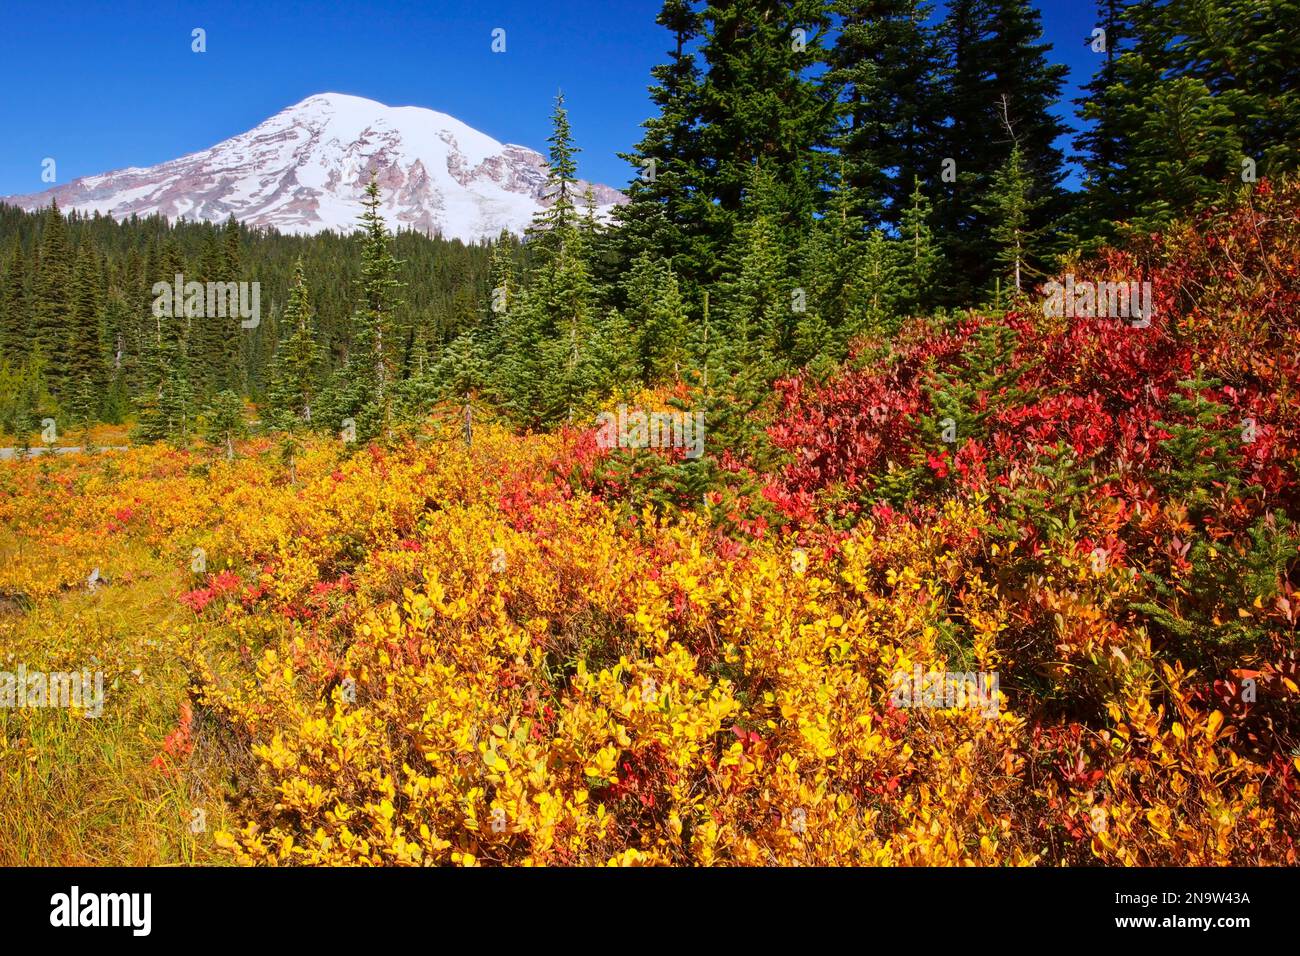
<box><xmin>2</xmin><ymin>180</ymin><xmax>1296</xmax><ymax>867</ymax></box>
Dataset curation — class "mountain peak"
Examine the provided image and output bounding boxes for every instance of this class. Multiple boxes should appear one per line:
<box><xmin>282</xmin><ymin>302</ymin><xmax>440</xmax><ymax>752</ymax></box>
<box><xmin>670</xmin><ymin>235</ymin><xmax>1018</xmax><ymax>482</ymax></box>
<box><xmin>2</xmin><ymin>94</ymin><xmax>625</xmax><ymax>241</ymax></box>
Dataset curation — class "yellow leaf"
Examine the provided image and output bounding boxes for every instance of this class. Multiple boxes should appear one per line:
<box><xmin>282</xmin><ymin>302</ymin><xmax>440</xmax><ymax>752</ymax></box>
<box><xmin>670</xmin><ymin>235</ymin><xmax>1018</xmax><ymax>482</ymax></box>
<box><xmin>1205</xmin><ymin>710</ymin><xmax>1224</xmax><ymax>741</ymax></box>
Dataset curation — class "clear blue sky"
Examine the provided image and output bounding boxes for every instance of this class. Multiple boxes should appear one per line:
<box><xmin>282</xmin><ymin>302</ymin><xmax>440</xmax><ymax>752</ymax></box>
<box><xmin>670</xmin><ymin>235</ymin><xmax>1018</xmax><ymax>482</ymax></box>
<box><xmin>0</xmin><ymin>0</ymin><xmax>1101</xmax><ymax>198</ymax></box>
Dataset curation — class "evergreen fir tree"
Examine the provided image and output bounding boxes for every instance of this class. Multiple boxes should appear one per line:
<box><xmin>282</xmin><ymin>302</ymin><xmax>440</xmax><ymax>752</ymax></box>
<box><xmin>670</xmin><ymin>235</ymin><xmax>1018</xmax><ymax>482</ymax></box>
<box><xmin>799</xmin><ymin>160</ymin><xmax>867</xmax><ymax>347</ymax></box>
<box><xmin>855</xmin><ymin>228</ymin><xmax>902</xmax><ymax>333</ymax></box>
<box><xmin>493</xmin><ymin>283</ymin><xmax>548</xmax><ymax>425</ymax></box>
<box><xmin>343</xmin><ymin>178</ymin><xmax>404</xmax><ymax>441</ymax></box>
<box><xmin>266</xmin><ymin>260</ymin><xmax>321</xmax><ymax>430</ymax></box>
<box><xmin>100</xmin><ymin>289</ymin><xmax>132</xmax><ymax>423</ymax></box>
<box><xmin>134</xmin><ymin>241</ymin><xmax>193</xmax><ymax>444</ymax></box>
<box><xmin>625</xmin><ymin>253</ymin><xmax>694</xmax><ymax>384</ymax></box>
<box><xmin>1155</xmin><ymin>377</ymin><xmax>1248</xmax><ymax>520</ymax></box>
<box><xmin>975</xmin><ymin>143</ymin><xmax>1042</xmax><ymax>298</ymax></box>
<box><xmin>933</xmin><ymin>0</ymin><xmax>1069</xmax><ymax>304</ymax></box>
<box><xmin>528</xmin><ymin>92</ymin><xmax>582</xmax><ymax>248</ymax></box>
<box><xmin>589</xmin><ymin>308</ymin><xmax>643</xmax><ymax>398</ymax></box>
<box><xmin>535</xmin><ymin>226</ymin><xmax>599</xmax><ymax>424</ymax></box>
<box><xmin>192</xmin><ymin>225</ymin><xmax>227</xmax><ymax>396</ymax></box>
<box><xmin>143</xmin><ymin>352</ymin><xmax>193</xmax><ymax>445</ymax></box>
<box><xmin>646</xmin><ymin>262</ymin><xmax>691</xmax><ymax>382</ymax></box>
<box><xmin>0</xmin><ymin>236</ymin><xmax>27</xmax><ymax>362</ymax></box>
<box><xmin>918</xmin><ymin>317</ymin><xmax>1030</xmax><ymax>466</ymax></box>
<box><xmin>1071</xmin><ymin>0</ymin><xmax>1133</xmax><ymax>241</ymax></box>
<box><xmin>692</xmin><ymin>0</ymin><xmax>838</xmax><ymax>278</ymax></box>
<box><xmin>718</xmin><ymin>203</ymin><xmax>786</xmax><ymax>383</ymax></box>
<box><xmin>221</xmin><ymin>215</ymin><xmax>246</xmax><ymax>391</ymax></box>
<box><xmin>204</xmin><ymin>389</ymin><xmax>245</xmax><ymax>460</ymax></box>
<box><xmin>117</xmin><ymin>247</ymin><xmax>149</xmax><ymax>396</ymax></box>
<box><xmin>34</xmin><ymin>201</ymin><xmax>74</xmax><ymax>394</ymax></box>
<box><xmin>897</xmin><ymin>175</ymin><xmax>941</xmax><ymax>313</ymax></box>
<box><xmin>614</xmin><ymin>0</ymin><xmax>710</xmax><ymax>284</ymax></box>
<box><xmin>431</xmin><ymin>328</ymin><xmax>489</xmax><ymax>404</ymax></box>
<box><xmin>1</xmin><ymin>356</ymin><xmax>43</xmax><ymax>448</ymax></box>
<box><xmin>828</xmin><ymin>0</ymin><xmax>944</xmax><ymax>229</ymax></box>
<box><xmin>479</xmin><ymin>230</ymin><xmax>518</xmax><ymax>362</ymax></box>
<box><xmin>67</xmin><ymin>241</ymin><xmax>106</xmax><ymax>420</ymax></box>
<box><xmin>502</xmin><ymin>96</ymin><xmax>604</xmax><ymax>425</ymax></box>
<box><xmin>1081</xmin><ymin>0</ymin><xmax>1300</xmax><ymax>234</ymax></box>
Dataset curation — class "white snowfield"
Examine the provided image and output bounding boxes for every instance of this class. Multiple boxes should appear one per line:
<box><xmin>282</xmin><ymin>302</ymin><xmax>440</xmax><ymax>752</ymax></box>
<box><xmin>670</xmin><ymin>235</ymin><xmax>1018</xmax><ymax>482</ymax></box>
<box><xmin>2</xmin><ymin>93</ymin><xmax>626</xmax><ymax>242</ymax></box>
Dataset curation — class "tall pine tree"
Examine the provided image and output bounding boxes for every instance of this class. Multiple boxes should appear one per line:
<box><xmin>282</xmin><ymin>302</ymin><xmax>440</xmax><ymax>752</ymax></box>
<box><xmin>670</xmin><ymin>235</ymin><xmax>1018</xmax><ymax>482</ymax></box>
<box><xmin>266</xmin><ymin>260</ymin><xmax>321</xmax><ymax>430</ymax></box>
<box><xmin>693</xmin><ymin>0</ymin><xmax>837</xmax><ymax>278</ymax></box>
<box><xmin>933</xmin><ymin>0</ymin><xmax>1069</xmax><ymax>304</ymax></box>
<box><xmin>67</xmin><ymin>241</ymin><xmax>106</xmax><ymax>422</ymax></box>
<box><xmin>0</xmin><ymin>237</ymin><xmax>27</xmax><ymax>363</ymax></box>
<box><xmin>614</xmin><ymin>0</ymin><xmax>710</xmax><ymax>285</ymax></box>
<box><xmin>828</xmin><ymin>0</ymin><xmax>944</xmax><ymax>229</ymax></box>
<box><xmin>34</xmin><ymin>201</ymin><xmax>74</xmax><ymax>395</ymax></box>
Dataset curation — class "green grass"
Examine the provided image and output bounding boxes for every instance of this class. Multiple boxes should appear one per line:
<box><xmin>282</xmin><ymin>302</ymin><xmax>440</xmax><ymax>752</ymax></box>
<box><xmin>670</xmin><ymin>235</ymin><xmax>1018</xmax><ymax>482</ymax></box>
<box><xmin>0</xmin><ymin>540</ymin><xmax>236</xmax><ymax>865</ymax></box>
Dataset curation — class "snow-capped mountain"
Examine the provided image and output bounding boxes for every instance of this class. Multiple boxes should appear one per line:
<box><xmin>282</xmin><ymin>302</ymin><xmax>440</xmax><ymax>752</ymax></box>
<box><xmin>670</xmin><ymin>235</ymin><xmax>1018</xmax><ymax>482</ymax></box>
<box><xmin>2</xmin><ymin>93</ymin><xmax>626</xmax><ymax>241</ymax></box>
